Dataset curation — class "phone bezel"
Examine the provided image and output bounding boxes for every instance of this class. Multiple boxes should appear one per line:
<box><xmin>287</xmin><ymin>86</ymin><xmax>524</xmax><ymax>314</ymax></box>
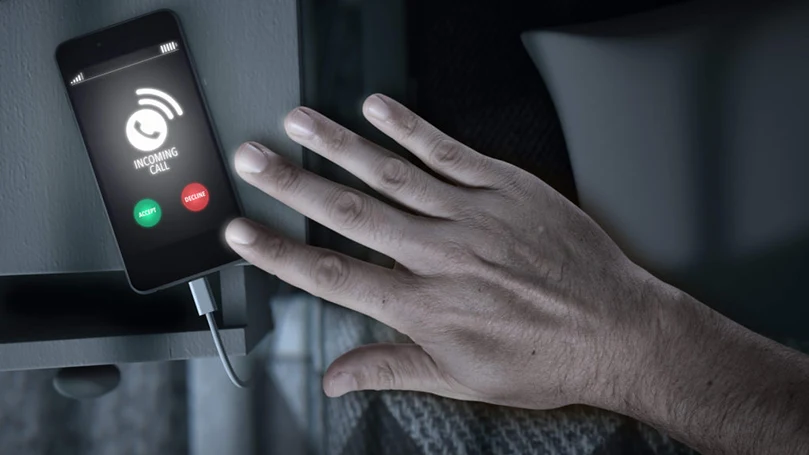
<box><xmin>55</xmin><ymin>10</ymin><xmax>244</xmax><ymax>294</ymax></box>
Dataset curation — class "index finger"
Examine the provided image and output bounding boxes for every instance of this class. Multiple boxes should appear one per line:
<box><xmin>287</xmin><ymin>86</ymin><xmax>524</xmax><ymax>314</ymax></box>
<box><xmin>225</xmin><ymin>218</ymin><xmax>414</xmax><ymax>329</ymax></box>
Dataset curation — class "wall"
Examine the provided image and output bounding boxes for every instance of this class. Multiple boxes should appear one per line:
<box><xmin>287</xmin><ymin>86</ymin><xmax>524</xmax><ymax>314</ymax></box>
<box><xmin>0</xmin><ymin>0</ymin><xmax>304</xmax><ymax>275</ymax></box>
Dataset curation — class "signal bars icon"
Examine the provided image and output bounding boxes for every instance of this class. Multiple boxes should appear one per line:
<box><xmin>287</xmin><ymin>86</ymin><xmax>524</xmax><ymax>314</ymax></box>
<box><xmin>69</xmin><ymin>72</ymin><xmax>84</xmax><ymax>86</ymax></box>
<box><xmin>160</xmin><ymin>41</ymin><xmax>178</xmax><ymax>54</ymax></box>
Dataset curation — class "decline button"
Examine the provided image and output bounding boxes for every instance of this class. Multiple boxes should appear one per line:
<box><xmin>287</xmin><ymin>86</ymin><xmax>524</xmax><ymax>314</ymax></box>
<box><xmin>181</xmin><ymin>182</ymin><xmax>210</xmax><ymax>212</ymax></box>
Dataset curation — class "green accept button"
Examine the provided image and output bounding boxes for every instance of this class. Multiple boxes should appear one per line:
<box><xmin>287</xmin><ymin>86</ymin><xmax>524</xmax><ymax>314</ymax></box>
<box><xmin>133</xmin><ymin>198</ymin><xmax>162</xmax><ymax>228</ymax></box>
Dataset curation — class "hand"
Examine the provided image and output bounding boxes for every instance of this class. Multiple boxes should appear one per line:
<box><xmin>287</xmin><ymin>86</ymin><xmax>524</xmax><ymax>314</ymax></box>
<box><xmin>224</xmin><ymin>94</ymin><xmax>666</xmax><ymax>410</ymax></box>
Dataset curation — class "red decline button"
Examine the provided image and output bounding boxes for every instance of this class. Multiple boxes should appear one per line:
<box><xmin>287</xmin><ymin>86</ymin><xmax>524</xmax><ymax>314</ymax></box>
<box><xmin>181</xmin><ymin>182</ymin><xmax>210</xmax><ymax>212</ymax></box>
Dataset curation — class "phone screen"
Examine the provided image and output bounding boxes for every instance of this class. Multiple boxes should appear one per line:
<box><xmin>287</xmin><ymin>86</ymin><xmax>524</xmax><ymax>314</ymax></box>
<box><xmin>56</xmin><ymin>11</ymin><xmax>241</xmax><ymax>292</ymax></box>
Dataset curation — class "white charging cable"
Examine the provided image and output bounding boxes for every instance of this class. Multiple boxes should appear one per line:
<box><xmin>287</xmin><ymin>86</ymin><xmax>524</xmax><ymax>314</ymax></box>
<box><xmin>189</xmin><ymin>277</ymin><xmax>251</xmax><ymax>388</ymax></box>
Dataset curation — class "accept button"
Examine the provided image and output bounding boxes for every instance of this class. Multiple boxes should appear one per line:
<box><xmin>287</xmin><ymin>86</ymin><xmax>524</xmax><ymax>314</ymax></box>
<box><xmin>134</xmin><ymin>198</ymin><xmax>162</xmax><ymax>228</ymax></box>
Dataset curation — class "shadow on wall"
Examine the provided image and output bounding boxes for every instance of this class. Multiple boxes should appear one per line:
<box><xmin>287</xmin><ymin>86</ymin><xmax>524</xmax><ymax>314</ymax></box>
<box><xmin>670</xmin><ymin>233</ymin><xmax>809</xmax><ymax>340</ymax></box>
<box><xmin>523</xmin><ymin>0</ymin><xmax>809</xmax><ymax>341</ymax></box>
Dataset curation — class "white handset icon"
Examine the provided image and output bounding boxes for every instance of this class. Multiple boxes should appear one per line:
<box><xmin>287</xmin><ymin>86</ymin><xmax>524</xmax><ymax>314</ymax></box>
<box><xmin>125</xmin><ymin>88</ymin><xmax>183</xmax><ymax>152</ymax></box>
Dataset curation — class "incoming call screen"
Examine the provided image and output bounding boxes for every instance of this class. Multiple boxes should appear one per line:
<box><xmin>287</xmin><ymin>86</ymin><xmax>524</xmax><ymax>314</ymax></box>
<box><xmin>67</xmin><ymin>40</ymin><xmax>240</xmax><ymax>258</ymax></box>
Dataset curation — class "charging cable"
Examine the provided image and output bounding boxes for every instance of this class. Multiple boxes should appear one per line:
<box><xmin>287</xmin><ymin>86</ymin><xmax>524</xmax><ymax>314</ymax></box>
<box><xmin>189</xmin><ymin>277</ymin><xmax>251</xmax><ymax>388</ymax></box>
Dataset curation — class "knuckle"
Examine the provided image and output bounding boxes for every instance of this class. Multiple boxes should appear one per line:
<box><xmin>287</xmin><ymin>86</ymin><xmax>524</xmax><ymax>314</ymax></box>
<box><xmin>268</xmin><ymin>158</ymin><xmax>302</xmax><ymax>194</ymax></box>
<box><xmin>372</xmin><ymin>362</ymin><xmax>398</xmax><ymax>390</ymax></box>
<box><xmin>377</xmin><ymin>156</ymin><xmax>411</xmax><ymax>191</ymax></box>
<box><xmin>323</xmin><ymin>126</ymin><xmax>350</xmax><ymax>154</ymax></box>
<box><xmin>437</xmin><ymin>239</ymin><xmax>476</xmax><ymax>264</ymax></box>
<box><xmin>311</xmin><ymin>253</ymin><xmax>350</xmax><ymax>292</ymax></box>
<box><xmin>328</xmin><ymin>190</ymin><xmax>368</xmax><ymax>230</ymax></box>
<box><xmin>430</xmin><ymin>139</ymin><xmax>465</xmax><ymax>168</ymax></box>
<box><xmin>430</xmin><ymin>236</ymin><xmax>492</xmax><ymax>275</ymax></box>
<box><xmin>494</xmin><ymin>162</ymin><xmax>526</xmax><ymax>192</ymax></box>
<box><xmin>260</xmin><ymin>235</ymin><xmax>288</xmax><ymax>260</ymax></box>
<box><xmin>396</xmin><ymin>111</ymin><xmax>420</xmax><ymax>141</ymax></box>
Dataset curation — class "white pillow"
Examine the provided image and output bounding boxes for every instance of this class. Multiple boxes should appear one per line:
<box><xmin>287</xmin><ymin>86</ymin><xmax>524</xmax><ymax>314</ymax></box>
<box><xmin>523</xmin><ymin>0</ymin><xmax>809</xmax><ymax>275</ymax></box>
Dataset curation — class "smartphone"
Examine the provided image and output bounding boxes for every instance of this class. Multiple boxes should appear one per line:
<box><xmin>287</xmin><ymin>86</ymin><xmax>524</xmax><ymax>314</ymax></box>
<box><xmin>55</xmin><ymin>10</ymin><xmax>243</xmax><ymax>294</ymax></box>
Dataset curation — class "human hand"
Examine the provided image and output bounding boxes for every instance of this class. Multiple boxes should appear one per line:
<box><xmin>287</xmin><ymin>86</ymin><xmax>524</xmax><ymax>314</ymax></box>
<box><xmin>224</xmin><ymin>94</ymin><xmax>670</xmax><ymax>411</ymax></box>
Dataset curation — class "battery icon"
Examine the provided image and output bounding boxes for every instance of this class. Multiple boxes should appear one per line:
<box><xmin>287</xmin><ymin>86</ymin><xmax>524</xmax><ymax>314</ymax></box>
<box><xmin>159</xmin><ymin>41</ymin><xmax>178</xmax><ymax>54</ymax></box>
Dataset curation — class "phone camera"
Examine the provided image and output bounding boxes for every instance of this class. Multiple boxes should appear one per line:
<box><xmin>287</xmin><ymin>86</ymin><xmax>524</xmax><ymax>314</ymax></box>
<box><xmin>96</xmin><ymin>42</ymin><xmax>103</xmax><ymax>48</ymax></box>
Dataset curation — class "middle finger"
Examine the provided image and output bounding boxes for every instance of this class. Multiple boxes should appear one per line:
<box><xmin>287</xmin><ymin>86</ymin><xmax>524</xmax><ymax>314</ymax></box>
<box><xmin>234</xmin><ymin>141</ymin><xmax>422</xmax><ymax>262</ymax></box>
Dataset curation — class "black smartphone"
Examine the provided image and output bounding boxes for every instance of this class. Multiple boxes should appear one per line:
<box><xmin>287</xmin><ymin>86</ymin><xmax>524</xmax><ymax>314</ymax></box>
<box><xmin>55</xmin><ymin>10</ymin><xmax>243</xmax><ymax>294</ymax></box>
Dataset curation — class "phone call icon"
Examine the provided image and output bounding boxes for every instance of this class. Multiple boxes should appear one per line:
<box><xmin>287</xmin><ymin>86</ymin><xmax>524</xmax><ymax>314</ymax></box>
<box><xmin>125</xmin><ymin>88</ymin><xmax>183</xmax><ymax>152</ymax></box>
<box><xmin>135</xmin><ymin>121</ymin><xmax>161</xmax><ymax>140</ymax></box>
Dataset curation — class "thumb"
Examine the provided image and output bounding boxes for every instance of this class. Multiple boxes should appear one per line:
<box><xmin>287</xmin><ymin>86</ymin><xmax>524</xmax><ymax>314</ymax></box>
<box><xmin>323</xmin><ymin>343</ymin><xmax>449</xmax><ymax>397</ymax></box>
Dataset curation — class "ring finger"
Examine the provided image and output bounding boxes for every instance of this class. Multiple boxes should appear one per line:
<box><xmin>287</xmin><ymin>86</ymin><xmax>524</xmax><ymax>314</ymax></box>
<box><xmin>283</xmin><ymin>107</ymin><xmax>466</xmax><ymax>219</ymax></box>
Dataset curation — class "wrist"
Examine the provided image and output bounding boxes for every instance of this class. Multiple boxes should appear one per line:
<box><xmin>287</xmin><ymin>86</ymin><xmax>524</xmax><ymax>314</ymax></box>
<box><xmin>589</xmin><ymin>267</ymin><xmax>717</xmax><ymax>422</ymax></box>
<box><xmin>594</xmin><ymin>267</ymin><xmax>809</xmax><ymax>454</ymax></box>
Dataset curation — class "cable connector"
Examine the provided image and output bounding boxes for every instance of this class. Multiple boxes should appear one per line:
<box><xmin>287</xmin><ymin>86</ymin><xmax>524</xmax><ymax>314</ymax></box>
<box><xmin>189</xmin><ymin>277</ymin><xmax>217</xmax><ymax>315</ymax></box>
<box><xmin>189</xmin><ymin>277</ymin><xmax>252</xmax><ymax>389</ymax></box>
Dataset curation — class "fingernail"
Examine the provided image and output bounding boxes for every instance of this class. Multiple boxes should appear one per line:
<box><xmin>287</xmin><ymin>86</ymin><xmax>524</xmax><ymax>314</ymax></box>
<box><xmin>226</xmin><ymin>218</ymin><xmax>259</xmax><ymax>246</ymax></box>
<box><xmin>235</xmin><ymin>142</ymin><xmax>268</xmax><ymax>173</ymax></box>
<box><xmin>286</xmin><ymin>109</ymin><xmax>315</xmax><ymax>138</ymax></box>
<box><xmin>364</xmin><ymin>94</ymin><xmax>390</xmax><ymax>121</ymax></box>
<box><xmin>328</xmin><ymin>372</ymin><xmax>358</xmax><ymax>397</ymax></box>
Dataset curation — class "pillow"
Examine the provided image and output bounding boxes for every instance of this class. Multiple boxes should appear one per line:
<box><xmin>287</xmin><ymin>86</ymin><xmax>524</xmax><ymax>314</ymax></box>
<box><xmin>523</xmin><ymin>0</ymin><xmax>809</xmax><ymax>337</ymax></box>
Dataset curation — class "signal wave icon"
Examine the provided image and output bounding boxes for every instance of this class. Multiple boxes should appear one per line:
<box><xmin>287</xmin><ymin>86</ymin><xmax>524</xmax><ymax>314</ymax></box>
<box><xmin>125</xmin><ymin>88</ymin><xmax>183</xmax><ymax>152</ymax></box>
